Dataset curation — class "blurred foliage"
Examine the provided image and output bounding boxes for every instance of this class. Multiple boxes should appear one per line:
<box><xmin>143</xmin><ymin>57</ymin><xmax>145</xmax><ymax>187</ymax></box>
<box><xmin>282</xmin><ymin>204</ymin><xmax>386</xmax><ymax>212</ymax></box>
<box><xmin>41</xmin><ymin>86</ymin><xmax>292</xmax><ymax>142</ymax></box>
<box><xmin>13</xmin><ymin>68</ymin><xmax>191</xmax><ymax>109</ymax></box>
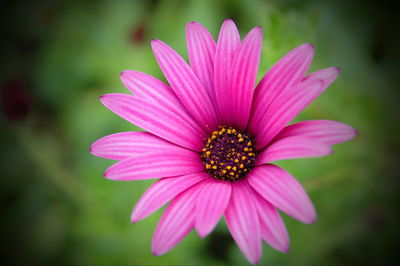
<box><xmin>1</xmin><ymin>0</ymin><xmax>399</xmax><ymax>265</ymax></box>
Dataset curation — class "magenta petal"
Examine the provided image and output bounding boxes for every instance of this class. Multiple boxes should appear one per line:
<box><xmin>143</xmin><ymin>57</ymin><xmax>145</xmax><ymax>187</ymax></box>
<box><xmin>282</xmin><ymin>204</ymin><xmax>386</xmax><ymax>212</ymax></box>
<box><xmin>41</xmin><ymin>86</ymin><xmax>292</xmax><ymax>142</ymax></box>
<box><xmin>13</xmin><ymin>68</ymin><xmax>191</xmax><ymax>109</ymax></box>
<box><xmin>253</xmin><ymin>78</ymin><xmax>323</xmax><ymax>149</ymax></box>
<box><xmin>151</xmin><ymin>182</ymin><xmax>203</xmax><ymax>255</ymax></box>
<box><xmin>120</xmin><ymin>71</ymin><xmax>204</xmax><ymax>135</ymax></box>
<box><xmin>229</xmin><ymin>26</ymin><xmax>262</xmax><ymax>129</ymax></box>
<box><xmin>131</xmin><ymin>172</ymin><xmax>208</xmax><ymax>222</ymax></box>
<box><xmin>252</xmin><ymin>191</ymin><xmax>289</xmax><ymax>253</ymax></box>
<box><xmin>90</xmin><ymin>131</ymin><xmax>190</xmax><ymax>160</ymax></box>
<box><xmin>249</xmin><ymin>44</ymin><xmax>314</xmax><ymax>137</ymax></box>
<box><xmin>275</xmin><ymin>119</ymin><xmax>357</xmax><ymax>145</ymax></box>
<box><xmin>103</xmin><ymin>150</ymin><xmax>204</xmax><ymax>181</ymax></box>
<box><xmin>151</xmin><ymin>40</ymin><xmax>217</xmax><ymax>131</ymax></box>
<box><xmin>256</xmin><ymin>136</ymin><xmax>332</xmax><ymax>164</ymax></box>
<box><xmin>120</xmin><ymin>70</ymin><xmax>183</xmax><ymax>110</ymax></box>
<box><xmin>195</xmin><ymin>179</ymin><xmax>231</xmax><ymax>237</ymax></box>
<box><xmin>303</xmin><ymin>67</ymin><xmax>340</xmax><ymax>88</ymax></box>
<box><xmin>100</xmin><ymin>93</ymin><xmax>205</xmax><ymax>151</ymax></box>
<box><xmin>214</xmin><ymin>19</ymin><xmax>241</xmax><ymax>124</ymax></box>
<box><xmin>247</xmin><ymin>165</ymin><xmax>316</xmax><ymax>224</ymax></box>
<box><xmin>253</xmin><ymin>67</ymin><xmax>340</xmax><ymax>149</ymax></box>
<box><xmin>225</xmin><ymin>181</ymin><xmax>261</xmax><ymax>264</ymax></box>
<box><xmin>186</xmin><ymin>22</ymin><xmax>220</xmax><ymax>120</ymax></box>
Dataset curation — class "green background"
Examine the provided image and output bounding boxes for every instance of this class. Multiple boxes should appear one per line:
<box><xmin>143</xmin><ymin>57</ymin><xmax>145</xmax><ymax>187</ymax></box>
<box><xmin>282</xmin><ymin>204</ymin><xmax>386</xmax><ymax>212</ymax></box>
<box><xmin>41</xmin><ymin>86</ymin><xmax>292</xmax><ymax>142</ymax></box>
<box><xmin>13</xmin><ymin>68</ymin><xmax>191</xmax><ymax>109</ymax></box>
<box><xmin>1</xmin><ymin>0</ymin><xmax>399</xmax><ymax>264</ymax></box>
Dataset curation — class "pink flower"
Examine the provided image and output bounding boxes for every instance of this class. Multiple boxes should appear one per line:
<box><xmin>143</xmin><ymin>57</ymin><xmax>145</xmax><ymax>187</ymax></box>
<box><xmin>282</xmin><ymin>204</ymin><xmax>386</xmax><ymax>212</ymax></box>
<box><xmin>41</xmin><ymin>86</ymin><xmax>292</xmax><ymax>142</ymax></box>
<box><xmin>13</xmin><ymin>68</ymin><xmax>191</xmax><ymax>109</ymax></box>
<box><xmin>90</xmin><ymin>19</ymin><xmax>356</xmax><ymax>264</ymax></box>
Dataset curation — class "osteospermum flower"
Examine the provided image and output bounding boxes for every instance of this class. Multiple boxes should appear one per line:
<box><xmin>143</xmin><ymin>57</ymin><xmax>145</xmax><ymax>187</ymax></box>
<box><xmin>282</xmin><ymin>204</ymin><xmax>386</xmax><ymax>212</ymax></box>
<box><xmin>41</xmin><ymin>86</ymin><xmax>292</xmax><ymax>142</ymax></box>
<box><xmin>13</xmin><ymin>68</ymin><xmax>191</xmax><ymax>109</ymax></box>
<box><xmin>90</xmin><ymin>19</ymin><xmax>356</xmax><ymax>264</ymax></box>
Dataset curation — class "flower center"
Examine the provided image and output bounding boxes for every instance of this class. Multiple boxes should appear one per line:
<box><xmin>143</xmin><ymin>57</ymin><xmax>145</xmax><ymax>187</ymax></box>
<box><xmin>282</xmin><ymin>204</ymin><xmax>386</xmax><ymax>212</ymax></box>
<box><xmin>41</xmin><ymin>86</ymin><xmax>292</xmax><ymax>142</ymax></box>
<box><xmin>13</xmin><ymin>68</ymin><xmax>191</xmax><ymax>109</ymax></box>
<box><xmin>201</xmin><ymin>126</ymin><xmax>257</xmax><ymax>182</ymax></box>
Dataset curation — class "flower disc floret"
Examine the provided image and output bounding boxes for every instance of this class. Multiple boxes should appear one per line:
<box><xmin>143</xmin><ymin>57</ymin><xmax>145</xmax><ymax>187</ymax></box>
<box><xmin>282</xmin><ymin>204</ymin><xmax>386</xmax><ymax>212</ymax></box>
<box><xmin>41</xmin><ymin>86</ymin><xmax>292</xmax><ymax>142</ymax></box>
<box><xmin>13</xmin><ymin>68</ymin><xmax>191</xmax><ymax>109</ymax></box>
<box><xmin>201</xmin><ymin>126</ymin><xmax>257</xmax><ymax>181</ymax></box>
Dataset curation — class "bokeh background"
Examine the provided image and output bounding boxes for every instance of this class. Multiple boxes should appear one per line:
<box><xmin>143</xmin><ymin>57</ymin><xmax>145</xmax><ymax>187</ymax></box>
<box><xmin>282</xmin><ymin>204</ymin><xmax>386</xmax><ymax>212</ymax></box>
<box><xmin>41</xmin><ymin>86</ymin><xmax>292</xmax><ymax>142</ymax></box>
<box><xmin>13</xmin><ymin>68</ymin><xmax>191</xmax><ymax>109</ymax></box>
<box><xmin>1</xmin><ymin>0</ymin><xmax>399</xmax><ymax>265</ymax></box>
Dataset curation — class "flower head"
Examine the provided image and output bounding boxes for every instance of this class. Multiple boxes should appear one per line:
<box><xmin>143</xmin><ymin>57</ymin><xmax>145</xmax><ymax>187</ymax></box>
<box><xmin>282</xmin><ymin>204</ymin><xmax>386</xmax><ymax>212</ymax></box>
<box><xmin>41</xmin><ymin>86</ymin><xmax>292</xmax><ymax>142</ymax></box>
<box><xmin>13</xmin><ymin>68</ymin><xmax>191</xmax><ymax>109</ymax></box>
<box><xmin>90</xmin><ymin>19</ymin><xmax>356</xmax><ymax>264</ymax></box>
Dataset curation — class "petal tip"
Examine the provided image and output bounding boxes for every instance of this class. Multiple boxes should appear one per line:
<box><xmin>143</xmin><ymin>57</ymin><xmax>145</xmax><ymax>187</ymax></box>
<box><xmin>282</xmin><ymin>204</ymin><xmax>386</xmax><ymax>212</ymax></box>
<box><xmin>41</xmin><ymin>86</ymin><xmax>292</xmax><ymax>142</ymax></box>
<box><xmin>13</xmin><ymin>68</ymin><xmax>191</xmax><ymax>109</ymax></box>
<box><xmin>187</xmin><ymin>21</ymin><xmax>198</xmax><ymax>26</ymax></box>
<box><xmin>151</xmin><ymin>39</ymin><xmax>162</xmax><ymax>47</ymax></box>
<box><xmin>89</xmin><ymin>142</ymin><xmax>98</xmax><ymax>156</ymax></box>
<box><xmin>186</xmin><ymin>21</ymin><xmax>204</xmax><ymax>35</ymax></box>
<box><xmin>251</xmin><ymin>258</ymin><xmax>260</xmax><ymax>265</ymax></box>
<box><xmin>198</xmin><ymin>232</ymin><xmax>208</xmax><ymax>239</ymax></box>
<box><xmin>102</xmin><ymin>170</ymin><xmax>108</xmax><ymax>178</ymax></box>
<box><xmin>130</xmin><ymin>215</ymin><xmax>140</xmax><ymax>224</ymax></box>
<box><xmin>282</xmin><ymin>246</ymin><xmax>290</xmax><ymax>253</ymax></box>
<box><xmin>151</xmin><ymin>249</ymin><xmax>162</xmax><ymax>256</ymax></box>
<box><xmin>223</xmin><ymin>18</ymin><xmax>234</xmax><ymax>24</ymax></box>
<box><xmin>305</xmin><ymin>44</ymin><xmax>314</xmax><ymax>55</ymax></box>
<box><xmin>99</xmin><ymin>94</ymin><xmax>110</xmax><ymax>105</ymax></box>
<box><xmin>254</xmin><ymin>25</ymin><xmax>262</xmax><ymax>32</ymax></box>
<box><xmin>249</xmin><ymin>26</ymin><xmax>263</xmax><ymax>38</ymax></box>
<box><xmin>196</xmin><ymin>227</ymin><xmax>211</xmax><ymax>238</ymax></box>
<box><xmin>298</xmin><ymin>43</ymin><xmax>314</xmax><ymax>54</ymax></box>
<box><xmin>352</xmin><ymin>128</ymin><xmax>359</xmax><ymax>138</ymax></box>
<box><xmin>331</xmin><ymin>67</ymin><xmax>341</xmax><ymax>76</ymax></box>
<box><xmin>151</xmin><ymin>244</ymin><xmax>167</xmax><ymax>256</ymax></box>
<box><xmin>304</xmin><ymin>214</ymin><xmax>317</xmax><ymax>224</ymax></box>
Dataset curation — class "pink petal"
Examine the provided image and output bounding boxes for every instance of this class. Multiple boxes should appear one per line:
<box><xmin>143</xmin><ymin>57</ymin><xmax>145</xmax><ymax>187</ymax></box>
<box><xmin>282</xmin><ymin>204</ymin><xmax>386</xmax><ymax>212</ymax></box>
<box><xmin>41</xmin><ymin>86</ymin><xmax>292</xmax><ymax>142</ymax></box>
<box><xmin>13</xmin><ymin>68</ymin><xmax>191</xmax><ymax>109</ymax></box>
<box><xmin>100</xmin><ymin>93</ymin><xmax>205</xmax><ymax>151</ymax></box>
<box><xmin>229</xmin><ymin>26</ymin><xmax>262</xmax><ymax>129</ymax></box>
<box><xmin>120</xmin><ymin>70</ymin><xmax>183</xmax><ymax>110</ymax></box>
<box><xmin>103</xmin><ymin>150</ymin><xmax>204</xmax><ymax>181</ymax></box>
<box><xmin>186</xmin><ymin>22</ymin><xmax>220</xmax><ymax>120</ymax></box>
<box><xmin>275</xmin><ymin>120</ymin><xmax>357</xmax><ymax>145</ymax></box>
<box><xmin>254</xmin><ymin>67</ymin><xmax>340</xmax><ymax>149</ymax></box>
<box><xmin>256</xmin><ymin>136</ymin><xmax>332</xmax><ymax>165</ymax></box>
<box><xmin>249</xmin><ymin>44</ymin><xmax>314</xmax><ymax>137</ymax></box>
<box><xmin>302</xmin><ymin>67</ymin><xmax>340</xmax><ymax>87</ymax></box>
<box><xmin>152</xmin><ymin>182</ymin><xmax>203</xmax><ymax>255</ymax></box>
<box><xmin>214</xmin><ymin>19</ymin><xmax>241</xmax><ymax>124</ymax></box>
<box><xmin>264</xmin><ymin>67</ymin><xmax>339</xmax><ymax>147</ymax></box>
<box><xmin>247</xmin><ymin>164</ymin><xmax>316</xmax><ymax>224</ymax></box>
<box><xmin>225</xmin><ymin>181</ymin><xmax>261</xmax><ymax>264</ymax></box>
<box><xmin>252</xmin><ymin>191</ymin><xmax>289</xmax><ymax>253</ymax></box>
<box><xmin>90</xmin><ymin>131</ymin><xmax>190</xmax><ymax>160</ymax></box>
<box><xmin>253</xmin><ymin>79</ymin><xmax>322</xmax><ymax>149</ymax></box>
<box><xmin>151</xmin><ymin>40</ymin><xmax>217</xmax><ymax>131</ymax></box>
<box><xmin>131</xmin><ymin>172</ymin><xmax>209</xmax><ymax>222</ymax></box>
<box><xmin>195</xmin><ymin>179</ymin><xmax>231</xmax><ymax>237</ymax></box>
<box><xmin>120</xmin><ymin>71</ymin><xmax>204</xmax><ymax>135</ymax></box>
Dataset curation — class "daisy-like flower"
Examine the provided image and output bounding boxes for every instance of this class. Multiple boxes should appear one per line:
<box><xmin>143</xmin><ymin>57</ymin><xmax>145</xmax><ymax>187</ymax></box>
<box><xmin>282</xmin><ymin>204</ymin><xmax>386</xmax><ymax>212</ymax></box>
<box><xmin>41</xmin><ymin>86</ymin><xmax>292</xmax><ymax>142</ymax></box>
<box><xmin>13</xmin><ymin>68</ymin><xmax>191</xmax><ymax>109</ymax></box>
<box><xmin>90</xmin><ymin>19</ymin><xmax>356</xmax><ymax>264</ymax></box>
